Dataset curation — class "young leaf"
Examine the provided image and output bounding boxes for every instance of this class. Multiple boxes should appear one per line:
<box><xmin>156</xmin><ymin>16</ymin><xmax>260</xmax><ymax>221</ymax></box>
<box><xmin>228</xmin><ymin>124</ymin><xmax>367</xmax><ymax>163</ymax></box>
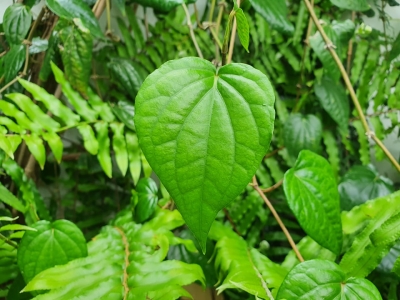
<box><xmin>370</xmin><ymin>211</ymin><xmax>400</xmax><ymax>247</ymax></box>
<box><xmin>134</xmin><ymin>178</ymin><xmax>158</xmax><ymax>223</ymax></box>
<box><xmin>17</xmin><ymin>219</ymin><xmax>87</xmax><ymax>284</ymax></box>
<box><xmin>45</xmin><ymin>0</ymin><xmax>103</xmax><ymax>38</ymax></box>
<box><xmin>234</xmin><ymin>8</ymin><xmax>250</xmax><ymax>52</ymax></box>
<box><xmin>77</xmin><ymin>124</ymin><xmax>98</xmax><ymax>155</ymax></box>
<box><xmin>112</xmin><ymin>99</ymin><xmax>136</xmax><ymax>130</ymax></box>
<box><xmin>3</xmin><ymin>4</ymin><xmax>32</xmax><ymax>45</ymax></box>
<box><xmin>283</xmin><ymin>113</ymin><xmax>322</xmax><ymax>159</ymax></box>
<box><xmin>283</xmin><ymin>150</ymin><xmax>342</xmax><ymax>255</ymax></box>
<box><xmin>249</xmin><ymin>0</ymin><xmax>294</xmax><ymax>35</ymax></box>
<box><xmin>330</xmin><ymin>0</ymin><xmax>370</xmax><ymax>11</ymax></box>
<box><xmin>315</xmin><ymin>76</ymin><xmax>350</xmax><ymax>134</ymax></box>
<box><xmin>276</xmin><ymin>260</ymin><xmax>381</xmax><ymax>299</ymax></box>
<box><xmin>94</xmin><ymin>122</ymin><xmax>112</xmax><ymax>178</ymax></box>
<box><xmin>110</xmin><ymin>123</ymin><xmax>128</xmax><ymax>176</ymax></box>
<box><xmin>135</xmin><ymin>57</ymin><xmax>275</xmax><ymax>252</ymax></box>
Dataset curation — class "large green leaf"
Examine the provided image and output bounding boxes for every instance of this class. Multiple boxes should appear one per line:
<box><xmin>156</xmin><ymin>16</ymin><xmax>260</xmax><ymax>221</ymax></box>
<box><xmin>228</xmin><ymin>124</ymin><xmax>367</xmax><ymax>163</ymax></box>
<box><xmin>330</xmin><ymin>0</ymin><xmax>370</xmax><ymax>11</ymax></box>
<box><xmin>283</xmin><ymin>150</ymin><xmax>342</xmax><ymax>255</ymax></box>
<box><xmin>283</xmin><ymin>113</ymin><xmax>322</xmax><ymax>159</ymax></box>
<box><xmin>339</xmin><ymin>165</ymin><xmax>394</xmax><ymax>211</ymax></box>
<box><xmin>135</xmin><ymin>57</ymin><xmax>275</xmax><ymax>252</ymax></box>
<box><xmin>3</xmin><ymin>4</ymin><xmax>32</xmax><ymax>45</ymax></box>
<box><xmin>276</xmin><ymin>260</ymin><xmax>381</xmax><ymax>299</ymax></box>
<box><xmin>17</xmin><ymin>220</ymin><xmax>87</xmax><ymax>284</ymax></box>
<box><xmin>3</xmin><ymin>45</ymin><xmax>26</xmax><ymax>84</ymax></box>
<box><xmin>249</xmin><ymin>0</ymin><xmax>294</xmax><ymax>35</ymax></box>
<box><xmin>45</xmin><ymin>0</ymin><xmax>103</xmax><ymax>38</ymax></box>
<box><xmin>314</xmin><ymin>75</ymin><xmax>349</xmax><ymax>134</ymax></box>
<box><xmin>134</xmin><ymin>178</ymin><xmax>159</xmax><ymax>223</ymax></box>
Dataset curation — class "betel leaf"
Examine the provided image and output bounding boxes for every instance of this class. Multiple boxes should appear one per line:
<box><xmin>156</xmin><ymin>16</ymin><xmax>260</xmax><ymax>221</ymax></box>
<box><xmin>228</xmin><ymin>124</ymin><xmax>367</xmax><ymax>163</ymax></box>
<box><xmin>234</xmin><ymin>7</ymin><xmax>250</xmax><ymax>52</ymax></box>
<box><xmin>3</xmin><ymin>45</ymin><xmax>26</xmax><ymax>84</ymax></box>
<box><xmin>339</xmin><ymin>165</ymin><xmax>394</xmax><ymax>211</ymax></box>
<box><xmin>134</xmin><ymin>178</ymin><xmax>159</xmax><ymax>223</ymax></box>
<box><xmin>330</xmin><ymin>0</ymin><xmax>370</xmax><ymax>11</ymax></box>
<box><xmin>135</xmin><ymin>57</ymin><xmax>275</xmax><ymax>252</ymax></box>
<box><xmin>276</xmin><ymin>260</ymin><xmax>382</xmax><ymax>299</ymax></box>
<box><xmin>17</xmin><ymin>219</ymin><xmax>87</xmax><ymax>284</ymax></box>
<box><xmin>283</xmin><ymin>150</ymin><xmax>342</xmax><ymax>255</ymax></box>
<box><xmin>315</xmin><ymin>75</ymin><xmax>349</xmax><ymax>134</ymax></box>
<box><xmin>283</xmin><ymin>113</ymin><xmax>322</xmax><ymax>159</ymax></box>
<box><xmin>45</xmin><ymin>0</ymin><xmax>103</xmax><ymax>38</ymax></box>
<box><xmin>249</xmin><ymin>0</ymin><xmax>294</xmax><ymax>35</ymax></box>
<box><xmin>3</xmin><ymin>4</ymin><xmax>32</xmax><ymax>46</ymax></box>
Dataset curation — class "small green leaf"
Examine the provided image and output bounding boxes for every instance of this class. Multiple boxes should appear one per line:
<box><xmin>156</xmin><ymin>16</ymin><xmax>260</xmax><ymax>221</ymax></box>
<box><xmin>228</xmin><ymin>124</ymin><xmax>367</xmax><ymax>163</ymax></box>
<box><xmin>117</xmin><ymin>18</ymin><xmax>136</xmax><ymax>57</ymax></box>
<box><xmin>3</xmin><ymin>45</ymin><xmax>26</xmax><ymax>84</ymax></box>
<box><xmin>315</xmin><ymin>76</ymin><xmax>349</xmax><ymax>134</ymax></box>
<box><xmin>131</xmin><ymin>0</ymin><xmax>196</xmax><ymax>13</ymax></box>
<box><xmin>0</xmin><ymin>100</ymin><xmax>41</xmax><ymax>133</ymax></box>
<box><xmin>17</xmin><ymin>219</ymin><xmax>87</xmax><ymax>284</ymax></box>
<box><xmin>370</xmin><ymin>212</ymin><xmax>400</xmax><ymax>247</ymax></box>
<box><xmin>0</xmin><ymin>224</ymin><xmax>36</xmax><ymax>232</ymax></box>
<box><xmin>77</xmin><ymin>124</ymin><xmax>98</xmax><ymax>155</ymax></box>
<box><xmin>126</xmin><ymin>7</ymin><xmax>145</xmax><ymax>50</ymax></box>
<box><xmin>283</xmin><ymin>113</ymin><xmax>322</xmax><ymax>159</ymax></box>
<box><xmin>135</xmin><ymin>57</ymin><xmax>275</xmax><ymax>252</ymax></box>
<box><xmin>339</xmin><ymin>165</ymin><xmax>394</xmax><ymax>211</ymax></box>
<box><xmin>134</xmin><ymin>178</ymin><xmax>158</xmax><ymax>223</ymax></box>
<box><xmin>95</xmin><ymin>122</ymin><xmax>112</xmax><ymax>178</ymax></box>
<box><xmin>112</xmin><ymin>99</ymin><xmax>135</xmax><ymax>130</ymax></box>
<box><xmin>125</xmin><ymin>132</ymin><xmax>141</xmax><ymax>184</ymax></box>
<box><xmin>330</xmin><ymin>0</ymin><xmax>370</xmax><ymax>11</ymax></box>
<box><xmin>45</xmin><ymin>0</ymin><xmax>103</xmax><ymax>38</ymax></box>
<box><xmin>249</xmin><ymin>0</ymin><xmax>294</xmax><ymax>35</ymax></box>
<box><xmin>29</xmin><ymin>37</ymin><xmax>48</xmax><ymax>54</ymax></box>
<box><xmin>234</xmin><ymin>8</ymin><xmax>249</xmax><ymax>52</ymax></box>
<box><xmin>283</xmin><ymin>150</ymin><xmax>342</xmax><ymax>255</ymax></box>
<box><xmin>3</xmin><ymin>4</ymin><xmax>32</xmax><ymax>45</ymax></box>
<box><xmin>22</xmin><ymin>134</ymin><xmax>46</xmax><ymax>169</ymax></box>
<box><xmin>42</xmin><ymin>132</ymin><xmax>63</xmax><ymax>164</ymax></box>
<box><xmin>0</xmin><ymin>182</ymin><xmax>25</xmax><ymax>213</ymax></box>
<box><xmin>0</xmin><ymin>129</ymin><xmax>14</xmax><ymax>158</ymax></box>
<box><xmin>276</xmin><ymin>260</ymin><xmax>381</xmax><ymax>299</ymax></box>
<box><xmin>110</xmin><ymin>123</ymin><xmax>128</xmax><ymax>176</ymax></box>
<box><xmin>86</xmin><ymin>88</ymin><xmax>115</xmax><ymax>123</ymax></box>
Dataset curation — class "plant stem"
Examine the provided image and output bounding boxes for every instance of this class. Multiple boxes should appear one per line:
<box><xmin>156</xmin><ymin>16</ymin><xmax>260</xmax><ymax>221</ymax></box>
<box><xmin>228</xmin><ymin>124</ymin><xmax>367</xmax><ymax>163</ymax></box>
<box><xmin>261</xmin><ymin>179</ymin><xmax>283</xmax><ymax>193</ymax></box>
<box><xmin>226</xmin><ymin>0</ymin><xmax>241</xmax><ymax>64</ymax></box>
<box><xmin>106</xmin><ymin>0</ymin><xmax>112</xmax><ymax>34</ymax></box>
<box><xmin>27</xmin><ymin>7</ymin><xmax>46</xmax><ymax>42</ymax></box>
<box><xmin>264</xmin><ymin>146</ymin><xmax>284</xmax><ymax>159</ymax></box>
<box><xmin>302</xmin><ymin>0</ymin><xmax>400</xmax><ymax>172</ymax></box>
<box><xmin>209</xmin><ymin>0</ymin><xmax>216</xmax><ymax>23</ymax></box>
<box><xmin>346</xmin><ymin>11</ymin><xmax>356</xmax><ymax>74</ymax></box>
<box><xmin>182</xmin><ymin>3</ymin><xmax>204</xmax><ymax>59</ymax></box>
<box><xmin>0</xmin><ymin>233</ymin><xmax>18</xmax><ymax>249</ymax></box>
<box><xmin>215</xmin><ymin>0</ymin><xmax>225</xmax><ymax>34</ymax></box>
<box><xmin>252</xmin><ymin>176</ymin><xmax>304</xmax><ymax>262</ymax></box>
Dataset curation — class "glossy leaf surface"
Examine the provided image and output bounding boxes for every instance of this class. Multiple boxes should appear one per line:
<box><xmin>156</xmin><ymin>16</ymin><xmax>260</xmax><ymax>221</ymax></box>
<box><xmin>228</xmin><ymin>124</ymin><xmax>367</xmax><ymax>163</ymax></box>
<box><xmin>276</xmin><ymin>260</ymin><xmax>382</xmax><ymax>299</ymax></box>
<box><xmin>134</xmin><ymin>178</ymin><xmax>158</xmax><ymax>223</ymax></box>
<box><xmin>284</xmin><ymin>150</ymin><xmax>342</xmax><ymax>255</ymax></box>
<box><xmin>3</xmin><ymin>4</ymin><xmax>32</xmax><ymax>45</ymax></box>
<box><xmin>135</xmin><ymin>57</ymin><xmax>275</xmax><ymax>252</ymax></box>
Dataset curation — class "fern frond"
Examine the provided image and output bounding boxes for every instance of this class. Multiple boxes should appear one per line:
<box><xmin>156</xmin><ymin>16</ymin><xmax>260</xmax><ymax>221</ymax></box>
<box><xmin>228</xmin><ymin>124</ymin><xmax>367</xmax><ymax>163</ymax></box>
<box><xmin>22</xmin><ymin>209</ymin><xmax>205</xmax><ymax>299</ymax></box>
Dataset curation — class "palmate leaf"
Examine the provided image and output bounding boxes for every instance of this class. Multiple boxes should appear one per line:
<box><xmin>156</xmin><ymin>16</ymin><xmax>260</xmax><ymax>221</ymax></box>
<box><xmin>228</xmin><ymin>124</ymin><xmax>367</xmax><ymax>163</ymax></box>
<box><xmin>22</xmin><ymin>209</ymin><xmax>205</xmax><ymax>299</ymax></box>
<box><xmin>135</xmin><ymin>57</ymin><xmax>275</xmax><ymax>252</ymax></box>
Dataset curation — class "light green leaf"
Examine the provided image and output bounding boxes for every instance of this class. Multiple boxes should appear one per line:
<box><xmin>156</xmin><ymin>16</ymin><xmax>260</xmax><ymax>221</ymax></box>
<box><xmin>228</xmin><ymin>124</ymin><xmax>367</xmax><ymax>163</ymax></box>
<box><xmin>235</xmin><ymin>8</ymin><xmax>249</xmax><ymax>52</ymax></box>
<box><xmin>125</xmin><ymin>132</ymin><xmax>141</xmax><ymax>184</ymax></box>
<box><xmin>45</xmin><ymin>0</ymin><xmax>103</xmax><ymax>38</ymax></box>
<box><xmin>330</xmin><ymin>0</ymin><xmax>370</xmax><ymax>11</ymax></box>
<box><xmin>42</xmin><ymin>132</ymin><xmax>63</xmax><ymax>163</ymax></box>
<box><xmin>134</xmin><ymin>178</ymin><xmax>158</xmax><ymax>223</ymax></box>
<box><xmin>0</xmin><ymin>182</ymin><xmax>25</xmax><ymax>213</ymax></box>
<box><xmin>22</xmin><ymin>134</ymin><xmax>46</xmax><ymax>169</ymax></box>
<box><xmin>0</xmin><ymin>100</ymin><xmax>41</xmax><ymax>133</ymax></box>
<box><xmin>95</xmin><ymin>122</ymin><xmax>112</xmax><ymax>178</ymax></box>
<box><xmin>322</xmin><ymin>130</ymin><xmax>340</xmax><ymax>177</ymax></box>
<box><xmin>352</xmin><ymin>120</ymin><xmax>370</xmax><ymax>165</ymax></box>
<box><xmin>283</xmin><ymin>113</ymin><xmax>322</xmax><ymax>159</ymax></box>
<box><xmin>86</xmin><ymin>88</ymin><xmax>115</xmax><ymax>123</ymax></box>
<box><xmin>0</xmin><ymin>224</ymin><xmax>36</xmax><ymax>232</ymax></box>
<box><xmin>3</xmin><ymin>44</ymin><xmax>26</xmax><ymax>84</ymax></box>
<box><xmin>135</xmin><ymin>57</ymin><xmax>275</xmax><ymax>252</ymax></box>
<box><xmin>126</xmin><ymin>6</ymin><xmax>145</xmax><ymax>50</ymax></box>
<box><xmin>276</xmin><ymin>260</ymin><xmax>381</xmax><ymax>299</ymax></box>
<box><xmin>283</xmin><ymin>150</ymin><xmax>342</xmax><ymax>255</ymax></box>
<box><xmin>249</xmin><ymin>0</ymin><xmax>294</xmax><ymax>35</ymax></box>
<box><xmin>117</xmin><ymin>18</ymin><xmax>136</xmax><ymax>57</ymax></box>
<box><xmin>7</xmin><ymin>135</ymin><xmax>22</xmax><ymax>155</ymax></box>
<box><xmin>315</xmin><ymin>76</ymin><xmax>349</xmax><ymax>134</ymax></box>
<box><xmin>370</xmin><ymin>211</ymin><xmax>400</xmax><ymax>247</ymax></box>
<box><xmin>0</xmin><ymin>130</ymin><xmax>14</xmax><ymax>158</ymax></box>
<box><xmin>3</xmin><ymin>4</ymin><xmax>32</xmax><ymax>45</ymax></box>
<box><xmin>77</xmin><ymin>124</ymin><xmax>98</xmax><ymax>155</ymax></box>
<box><xmin>110</xmin><ymin>123</ymin><xmax>128</xmax><ymax>176</ymax></box>
<box><xmin>17</xmin><ymin>219</ymin><xmax>87</xmax><ymax>284</ymax></box>
<box><xmin>339</xmin><ymin>165</ymin><xmax>394</xmax><ymax>211</ymax></box>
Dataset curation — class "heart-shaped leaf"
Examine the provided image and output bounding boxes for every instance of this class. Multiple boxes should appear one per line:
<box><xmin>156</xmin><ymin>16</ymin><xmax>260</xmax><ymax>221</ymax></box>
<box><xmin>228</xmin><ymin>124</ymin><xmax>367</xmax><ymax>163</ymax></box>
<box><xmin>135</xmin><ymin>57</ymin><xmax>275</xmax><ymax>252</ymax></box>
<box><xmin>276</xmin><ymin>259</ymin><xmax>382</xmax><ymax>299</ymax></box>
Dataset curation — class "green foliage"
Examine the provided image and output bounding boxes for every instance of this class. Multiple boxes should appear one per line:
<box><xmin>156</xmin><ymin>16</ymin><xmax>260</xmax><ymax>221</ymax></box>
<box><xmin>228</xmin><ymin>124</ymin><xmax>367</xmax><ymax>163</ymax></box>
<box><xmin>135</xmin><ymin>57</ymin><xmax>275</xmax><ymax>252</ymax></box>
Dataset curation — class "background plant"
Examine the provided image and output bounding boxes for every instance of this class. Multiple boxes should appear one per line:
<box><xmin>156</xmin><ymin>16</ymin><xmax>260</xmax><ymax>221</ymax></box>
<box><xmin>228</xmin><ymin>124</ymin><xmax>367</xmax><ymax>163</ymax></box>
<box><xmin>0</xmin><ymin>0</ymin><xmax>399</xmax><ymax>299</ymax></box>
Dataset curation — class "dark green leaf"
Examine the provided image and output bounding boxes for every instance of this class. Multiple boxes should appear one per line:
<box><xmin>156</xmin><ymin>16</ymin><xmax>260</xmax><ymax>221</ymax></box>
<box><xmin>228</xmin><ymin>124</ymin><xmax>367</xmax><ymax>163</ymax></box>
<box><xmin>389</xmin><ymin>32</ymin><xmax>400</xmax><ymax>62</ymax></box>
<box><xmin>45</xmin><ymin>0</ymin><xmax>103</xmax><ymax>38</ymax></box>
<box><xmin>315</xmin><ymin>75</ymin><xmax>349</xmax><ymax>134</ymax></box>
<box><xmin>131</xmin><ymin>0</ymin><xmax>196</xmax><ymax>13</ymax></box>
<box><xmin>3</xmin><ymin>45</ymin><xmax>26</xmax><ymax>84</ymax></box>
<box><xmin>249</xmin><ymin>0</ymin><xmax>294</xmax><ymax>35</ymax></box>
<box><xmin>276</xmin><ymin>260</ymin><xmax>381</xmax><ymax>299</ymax></box>
<box><xmin>114</xmin><ymin>0</ymin><xmax>126</xmax><ymax>15</ymax></box>
<box><xmin>126</xmin><ymin>7</ymin><xmax>145</xmax><ymax>50</ymax></box>
<box><xmin>3</xmin><ymin>4</ymin><xmax>32</xmax><ymax>45</ymax></box>
<box><xmin>29</xmin><ymin>37</ymin><xmax>48</xmax><ymax>54</ymax></box>
<box><xmin>25</xmin><ymin>0</ymin><xmax>42</xmax><ymax>7</ymax></box>
<box><xmin>112</xmin><ymin>99</ymin><xmax>136</xmax><ymax>130</ymax></box>
<box><xmin>235</xmin><ymin>8</ymin><xmax>249</xmax><ymax>52</ymax></box>
<box><xmin>134</xmin><ymin>178</ymin><xmax>158</xmax><ymax>223</ymax></box>
<box><xmin>17</xmin><ymin>219</ymin><xmax>87</xmax><ymax>283</ymax></box>
<box><xmin>330</xmin><ymin>0</ymin><xmax>370</xmax><ymax>11</ymax></box>
<box><xmin>283</xmin><ymin>113</ymin><xmax>322</xmax><ymax>158</ymax></box>
<box><xmin>135</xmin><ymin>57</ymin><xmax>275</xmax><ymax>252</ymax></box>
<box><xmin>339</xmin><ymin>165</ymin><xmax>394</xmax><ymax>211</ymax></box>
<box><xmin>39</xmin><ymin>31</ymin><xmax>59</xmax><ymax>82</ymax></box>
<box><xmin>370</xmin><ymin>211</ymin><xmax>400</xmax><ymax>247</ymax></box>
<box><xmin>283</xmin><ymin>150</ymin><xmax>342</xmax><ymax>254</ymax></box>
<box><xmin>388</xmin><ymin>0</ymin><xmax>400</xmax><ymax>5</ymax></box>
<box><xmin>0</xmin><ymin>182</ymin><xmax>25</xmax><ymax>213</ymax></box>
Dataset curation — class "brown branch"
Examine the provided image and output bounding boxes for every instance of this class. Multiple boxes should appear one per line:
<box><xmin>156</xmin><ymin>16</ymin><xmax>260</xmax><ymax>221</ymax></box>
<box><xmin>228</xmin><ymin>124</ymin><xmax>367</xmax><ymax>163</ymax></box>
<box><xmin>303</xmin><ymin>0</ymin><xmax>400</xmax><ymax>172</ymax></box>
<box><xmin>264</xmin><ymin>146</ymin><xmax>285</xmax><ymax>159</ymax></box>
<box><xmin>182</xmin><ymin>3</ymin><xmax>204</xmax><ymax>58</ymax></box>
<box><xmin>252</xmin><ymin>176</ymin><xmax>304</xmax><ymax>262</ymax></box>
<box><xmin>261</xmin><ymin>179</ymin><xmax>283</xmax><ymax>193</ymax></box>
<box><xmin>223</xmin><ymin>208</ymin><xmax>241</xmax><ymax>235</ymax></box>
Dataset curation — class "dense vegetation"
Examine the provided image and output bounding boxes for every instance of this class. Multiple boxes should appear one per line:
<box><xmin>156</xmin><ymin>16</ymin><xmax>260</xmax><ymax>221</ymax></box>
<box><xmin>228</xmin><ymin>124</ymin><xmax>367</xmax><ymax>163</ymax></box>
<box><xmin>0</xmin><ymin>0</ymin><xmax>399</xmax><ymax>299</ymax></box>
